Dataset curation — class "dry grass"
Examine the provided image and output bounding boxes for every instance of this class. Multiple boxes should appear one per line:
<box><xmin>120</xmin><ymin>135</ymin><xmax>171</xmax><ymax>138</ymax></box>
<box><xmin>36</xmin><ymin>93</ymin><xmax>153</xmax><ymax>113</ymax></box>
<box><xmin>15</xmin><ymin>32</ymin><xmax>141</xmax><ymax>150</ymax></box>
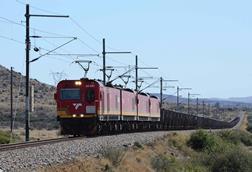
<box><xmin>0</xmin><ymin>127</ymin><xmax>60</xmax><ymax>142</ymax></box>
<box><xmin>39</xmin><ymin>156</ymin><xmax>111</xmax><ymax>172</ymax></box>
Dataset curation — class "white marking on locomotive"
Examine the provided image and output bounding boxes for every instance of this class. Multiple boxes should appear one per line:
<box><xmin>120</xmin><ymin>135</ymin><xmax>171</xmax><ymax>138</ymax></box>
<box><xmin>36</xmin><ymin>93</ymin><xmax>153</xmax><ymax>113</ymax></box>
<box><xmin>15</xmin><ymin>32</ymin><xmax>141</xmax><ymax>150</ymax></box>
<box><xmin>73</xmin><ymin>103</ymin><xmax>82</xmax><ymax>110</ymax></box>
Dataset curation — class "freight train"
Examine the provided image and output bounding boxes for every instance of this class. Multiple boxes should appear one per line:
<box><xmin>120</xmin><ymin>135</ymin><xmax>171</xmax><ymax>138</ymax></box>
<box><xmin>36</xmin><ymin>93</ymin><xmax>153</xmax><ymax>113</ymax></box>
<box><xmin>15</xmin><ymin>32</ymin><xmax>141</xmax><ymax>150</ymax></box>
<box><xmin>54</xmin><ymin>78</ymin><xmax>240</xmax><ymax>136</ymax></box>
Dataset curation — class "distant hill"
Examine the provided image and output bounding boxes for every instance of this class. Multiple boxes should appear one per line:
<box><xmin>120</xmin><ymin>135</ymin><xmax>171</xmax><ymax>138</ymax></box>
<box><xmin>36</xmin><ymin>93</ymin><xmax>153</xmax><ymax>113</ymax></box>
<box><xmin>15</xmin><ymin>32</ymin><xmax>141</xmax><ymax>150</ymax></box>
<box><xmin>0</xmin><ymin>65</ymin><xmax>57</xmax><ymax>129</ymax></box>
<box><xmin>152</xmin><ymin>93</ymin><xmax>252</xmax><ymax>108</ymax></box>
<box><xmin>227</xmin><ymin>97</ymin><xmax>252</xmax><ymax>104</ymax></box>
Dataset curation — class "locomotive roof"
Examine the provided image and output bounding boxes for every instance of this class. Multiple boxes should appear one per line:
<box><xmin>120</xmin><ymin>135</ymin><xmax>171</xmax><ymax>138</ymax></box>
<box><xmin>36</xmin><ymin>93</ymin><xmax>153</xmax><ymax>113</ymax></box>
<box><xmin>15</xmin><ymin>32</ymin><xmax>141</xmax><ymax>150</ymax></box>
<box><xmin>150</xmin><ymin>95</ymin><xmax>159</xmax><ymax>99</ymax></box>
<box><xmin>138</xmin><ymin>92</ymin><xmax>149</xmax><ymax>96</ymax></box>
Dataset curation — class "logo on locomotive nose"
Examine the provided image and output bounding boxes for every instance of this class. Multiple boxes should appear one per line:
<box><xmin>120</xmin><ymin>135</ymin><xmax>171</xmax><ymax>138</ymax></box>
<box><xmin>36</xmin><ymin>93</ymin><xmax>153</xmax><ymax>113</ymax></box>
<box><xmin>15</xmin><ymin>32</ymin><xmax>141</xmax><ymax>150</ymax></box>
<box><xmin>73</xmin><ymin>103</ymin><xmax>82</xmax><ymax>110</ymax></box>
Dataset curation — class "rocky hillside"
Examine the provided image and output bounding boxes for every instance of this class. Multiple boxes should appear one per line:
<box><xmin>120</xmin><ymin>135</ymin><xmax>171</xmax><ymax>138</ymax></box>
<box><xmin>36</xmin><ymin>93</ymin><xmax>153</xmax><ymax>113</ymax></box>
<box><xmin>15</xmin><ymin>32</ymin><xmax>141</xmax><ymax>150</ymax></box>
<box><xmin>0</xmin><ymin>65</ymin><xmax>58</xmax><ymax>129</ymax></box>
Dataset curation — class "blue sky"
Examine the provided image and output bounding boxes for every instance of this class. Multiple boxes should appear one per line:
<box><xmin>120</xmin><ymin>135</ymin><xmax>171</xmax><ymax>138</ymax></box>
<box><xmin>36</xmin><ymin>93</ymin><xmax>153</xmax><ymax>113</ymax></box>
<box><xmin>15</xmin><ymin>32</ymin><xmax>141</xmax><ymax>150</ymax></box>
<box><xmin>1</xmin><ymin>0</ymin><xmax>252</xmax><ymax>98</ymax></box>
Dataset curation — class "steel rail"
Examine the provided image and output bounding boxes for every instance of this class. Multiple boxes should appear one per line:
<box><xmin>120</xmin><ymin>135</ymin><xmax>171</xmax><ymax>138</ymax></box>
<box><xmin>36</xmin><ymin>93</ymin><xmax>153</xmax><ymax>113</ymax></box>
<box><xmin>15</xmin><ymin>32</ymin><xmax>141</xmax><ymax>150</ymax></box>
<box><xmin>0</xmin><ymin>136</ymin><xmax>84</xmax><ymax>152</ymax></box>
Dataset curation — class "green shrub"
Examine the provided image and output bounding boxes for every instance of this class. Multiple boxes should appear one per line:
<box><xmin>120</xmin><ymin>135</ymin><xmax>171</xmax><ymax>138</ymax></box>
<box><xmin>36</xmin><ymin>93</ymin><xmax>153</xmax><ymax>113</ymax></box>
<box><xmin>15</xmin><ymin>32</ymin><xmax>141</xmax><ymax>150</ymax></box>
<box><xmin>187</xmin><ymin>130</ymin><xmax>224</xmax><ymax>153</ymax></box>
<box><xmin>211</xmin><ymin>148</ymin><xmax>252</xmax><ymax>172</ymax></box>
<box><xmin>133</xmin><ymin>141</ymin><xmax>143</xmax><ymax>149</ymax></box>
<box><xmin>0</xmin><ymin>130</ymin><xmax>10</xmax><ymax>144</ymax></box>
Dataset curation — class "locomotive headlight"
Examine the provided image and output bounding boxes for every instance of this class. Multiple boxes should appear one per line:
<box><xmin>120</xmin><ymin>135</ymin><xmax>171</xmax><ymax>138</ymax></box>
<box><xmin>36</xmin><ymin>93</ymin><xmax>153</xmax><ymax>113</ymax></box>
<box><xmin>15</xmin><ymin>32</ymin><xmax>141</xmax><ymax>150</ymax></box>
<box><xmin>75</xmin><ymin>81</ymin><xmax>82</xmax><ymax>86</ymax></box>
<box><xmin>72</xmin><ymin>114</ymin><xmax>77</xmax><ymax>118</ymax></box>
<box><xmin>80</xmin><ymin>114</ymin><xmax>84</xmax><ymax>118</ymax></box>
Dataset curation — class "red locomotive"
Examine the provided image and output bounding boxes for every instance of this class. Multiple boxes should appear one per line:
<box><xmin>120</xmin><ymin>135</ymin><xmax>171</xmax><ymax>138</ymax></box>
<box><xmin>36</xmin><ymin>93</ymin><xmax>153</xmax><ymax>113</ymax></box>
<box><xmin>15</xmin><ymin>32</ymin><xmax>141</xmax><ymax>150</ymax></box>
<box><xmin>54</xmin><ymin>78</ymin><xmax>160</xmax><ymax>135</ymax></box>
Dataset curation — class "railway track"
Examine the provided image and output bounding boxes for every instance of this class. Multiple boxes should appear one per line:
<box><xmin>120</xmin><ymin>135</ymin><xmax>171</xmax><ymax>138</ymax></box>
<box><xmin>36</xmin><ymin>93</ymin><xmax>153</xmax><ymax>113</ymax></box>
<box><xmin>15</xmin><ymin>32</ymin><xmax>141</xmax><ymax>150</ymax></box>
<box><xmin>0</xmin><ymin>112</ymin><xmax>242</xmax><ymax>152</ymax></box>
<box><xmin>0</xmin><ymin>136</ymin><xmax>84</xmax><ymax>152</ymax></box>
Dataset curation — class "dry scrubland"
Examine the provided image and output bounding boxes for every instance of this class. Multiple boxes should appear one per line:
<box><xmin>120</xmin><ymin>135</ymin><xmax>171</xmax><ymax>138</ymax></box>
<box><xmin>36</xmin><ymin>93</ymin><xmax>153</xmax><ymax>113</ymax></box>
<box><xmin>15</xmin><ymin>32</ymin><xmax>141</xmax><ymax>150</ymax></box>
<box><xmin>0</xmin><ymin>111</ymin><xmax>250</xmax><ymax>171</ymax></box>
<box><xmin>34</xmin><ymin>113</ymin><xmax>252</xmax><ymax>172</ymax></box>
<box><xmin>39</xmin><ymin>129</ymin><xmax>252</xmax><ymax>172</ymax></box>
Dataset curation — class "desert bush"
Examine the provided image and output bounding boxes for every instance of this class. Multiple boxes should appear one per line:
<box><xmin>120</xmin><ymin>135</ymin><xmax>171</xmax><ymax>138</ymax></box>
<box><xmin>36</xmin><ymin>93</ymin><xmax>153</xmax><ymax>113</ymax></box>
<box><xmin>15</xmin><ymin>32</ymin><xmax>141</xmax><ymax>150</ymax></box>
<box><xmin>100</xmin><ymin>146</ymin><xmax>124</xmax><ymax>166</ymax></box>
<box><xmin>133</xmin><ymin>141</ymin><xmax>143</xmax><ymax>149</ymax></box>
<box><xmin>211</xmin><ymin>148</ymin><xmax>252</xmax><ymax>172</ymax></box>
<box><xmin>0</xmin><ymin>130</ymin><xmax>10</xmax><ymax>144</ymax></box>
<box><xmin>151</xmin><ymin>154</ymin><xmax>175</xmax><ymax>172</ymax></box>
<box><xmin>168</xmin><ymin>133</ymin><xmax>185</xmax><ymax>149</ymax></box>
<box><xmin>169</xmin><ymin>137</ymin><xmax>182</xmax><ymax>149</ymax></box>
<box><xmin>218</xmin><ymin>130</ymin><xmax>252</xmax><ymax>146</ymax></box>
<box><xmin>0</xmin><ymin>130</ymin><xmax>21</xmax><ymax>144</ymax></box>
<box><xmin>247</xmin><ymin>126</ymin><xmax>252</xmax><ymax>133</ymax></box>
<box><xmin>104</xmin><ymin>164</ymin><xmax>114</xmax><ymax>172</ymax></box>
<box><xmin>181</xmin><ymin>161</ymin><xmax>209</xmax><ymax>172</ymax></box>
<box><xmin>187</xmin><ymin>130</ymin><xmax>224</xmax><ymax>153</ymax></box>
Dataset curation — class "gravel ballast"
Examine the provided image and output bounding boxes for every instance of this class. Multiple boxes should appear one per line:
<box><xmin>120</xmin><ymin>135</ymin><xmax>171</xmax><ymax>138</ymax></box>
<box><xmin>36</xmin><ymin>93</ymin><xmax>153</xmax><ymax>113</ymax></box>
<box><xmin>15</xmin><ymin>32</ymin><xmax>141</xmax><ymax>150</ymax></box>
<box><xmin>0</xmin><ymin>131</ymin><xmax>170</xmax><ymax>172</ymax></box>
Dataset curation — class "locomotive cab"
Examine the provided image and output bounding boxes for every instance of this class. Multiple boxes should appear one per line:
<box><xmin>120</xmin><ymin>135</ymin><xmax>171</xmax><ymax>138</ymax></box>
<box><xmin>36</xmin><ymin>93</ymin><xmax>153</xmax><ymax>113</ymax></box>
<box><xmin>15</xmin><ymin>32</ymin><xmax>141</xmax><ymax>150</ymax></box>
<box><xmin>55</xmin><ymin>79</ymin><xmax>100</xmax><ymax>135</ymax></box>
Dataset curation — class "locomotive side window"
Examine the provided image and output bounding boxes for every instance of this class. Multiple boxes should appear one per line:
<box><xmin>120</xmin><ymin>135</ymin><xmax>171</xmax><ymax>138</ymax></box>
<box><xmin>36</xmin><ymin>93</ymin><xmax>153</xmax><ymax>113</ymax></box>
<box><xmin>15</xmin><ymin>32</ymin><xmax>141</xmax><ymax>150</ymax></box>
<box><xmin>60</xmin><ymin>88</ymin><xmax>80</xmax><ymax>100</ymax></box>
<box><xmin>86</xmin><ymin>89</ymin><xmax>95</xmax><ymax>102</ymax></box>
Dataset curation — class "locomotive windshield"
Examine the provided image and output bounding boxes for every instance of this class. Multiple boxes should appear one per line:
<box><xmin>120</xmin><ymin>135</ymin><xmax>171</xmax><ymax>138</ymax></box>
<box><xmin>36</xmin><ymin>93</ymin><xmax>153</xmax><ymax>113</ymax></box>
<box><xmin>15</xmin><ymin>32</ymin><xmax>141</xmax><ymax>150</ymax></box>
<box><xmin>60</xmin><ymin>88</ymin><xmax>80</xmax><ymax>100</ymax></box>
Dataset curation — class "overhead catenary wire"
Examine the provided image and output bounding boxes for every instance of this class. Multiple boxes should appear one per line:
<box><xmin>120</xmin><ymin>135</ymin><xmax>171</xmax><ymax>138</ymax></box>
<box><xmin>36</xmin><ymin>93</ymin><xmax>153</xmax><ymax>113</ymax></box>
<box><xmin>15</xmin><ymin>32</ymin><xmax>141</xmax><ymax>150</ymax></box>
<box><xmin>13</xmin><ymin>1</ymin><xmax>140</xmax><ymax>61</ymax></box>
<box><xmin>77</xmin><ymin>38</ymin><xmax>100</xmax><ymax>54</ymax></box>
<box><xmin>0</xmin><ymin>32</ymin><xmax>101</xmax><ymax>69</ymax></box>
<box><xmin>15</xmin><ymin>0</ymin><xmax>59</xmax><ymax>15</ymax></box>
<box><xmin>0</xmin><ymin>16</ymin><xmax>104</xmax><ymax>69</ymax></box>
<box><xmin>14</xmin><ymin>0</ymin><xmax>125</xmax><ymax>53</ymax></box>
<box><xmin>30</xmin><ymin>37</ymin><xmax>77</xmax><ymax>63</ymax></box>
<box><xmin>0</xmin><ymin>34</ymin><xmax>73</xmax><ymax>64</ymax></box>
<box><xmin>39</xmin><ymin>37</ymin><xmax>86</xmax><ymax>63</ymax></box>
<box><xmin>69</xmin><ymin>17</ymin><xmax>101</xmax><ymax>44</ymax></box>
<box><xmin>1</xmin><ymin>10</ymin><xmax>134</xmax><ymax>68</ymax></box>
<box><xmin>0</xmin><ymin>16</ymin><xmax>24</xmax><ymax>27</ymax></box>
<box><xmin>0</xmin><ymin>16</ymin><xmax>73</xmax><ymax>38</ymax></box>
<box><xmin>39</xmin><ymin>38</ymin><xmax>99</xmax><ymax>65</ymax></box>
<box><xmin>69</xmin><ymin>14</ymin><xmax>137</xmax><ymax>63</ymax></box>
<box><xmin>0</xmin><ymin>35</ymin><xmax>24</xmax><ymax>44</ymax></box>
<box><xmin>8</xmin><ymin>1</ymin><xmax>179</xmax><ymax>94</ymax></box>
<box><xmin>40</xmin><ymin>37</ymin><xmax>74</xmax><ymax>54</ymax></box>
